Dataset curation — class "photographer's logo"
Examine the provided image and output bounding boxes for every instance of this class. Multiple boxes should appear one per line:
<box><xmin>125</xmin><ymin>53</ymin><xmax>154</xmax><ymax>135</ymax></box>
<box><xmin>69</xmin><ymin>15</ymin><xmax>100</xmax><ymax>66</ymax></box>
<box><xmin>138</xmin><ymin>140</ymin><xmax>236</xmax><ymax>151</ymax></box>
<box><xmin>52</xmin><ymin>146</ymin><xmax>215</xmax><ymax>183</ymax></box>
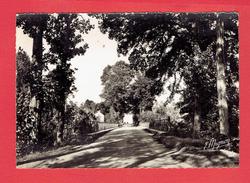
<box><xmin>204</xmin><ymin>138</ymin><xmax>230</xmax><ymax>150</ymax></box>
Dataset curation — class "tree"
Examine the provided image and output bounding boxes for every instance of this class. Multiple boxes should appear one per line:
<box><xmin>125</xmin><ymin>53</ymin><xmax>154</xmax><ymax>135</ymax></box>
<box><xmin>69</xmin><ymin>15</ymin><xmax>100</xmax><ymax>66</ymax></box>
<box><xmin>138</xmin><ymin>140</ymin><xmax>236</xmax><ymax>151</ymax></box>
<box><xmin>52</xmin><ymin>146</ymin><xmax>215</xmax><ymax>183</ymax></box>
<box><xmin>44</xmin><ymin>14</ymin><xmax>93</xmax><ymax>145</ymax></box>
<box><xmin>127</xmin><ymin>73</ymin><xmax>157</xmax><ymax>126</ymax></box>
<box><xmin>100</xmin><ymin>61</ymin><xmax>134</xmax><ymax>124</ymax></box>
<box><xmin>83</xmin><ymin>99</ymin><xmax>97</xmax><ymax>113</ymax></box>
<box><xmin>96</xmin><ymin>102</ymin><xmax>110</xmax><ymax>122</ymax></box>
<box><xmin>98</xmin><ymin>12</ymin><xmax>239</xmax><ymax>137</ymax></box>
<box><xmin>184</xmin><ymin>13</ymin><xmax>238</xmax><ymax>137</ymax></box>
<box><xmin>178</xmin><ymin>44</ymin><xmax>217</xmax><ymax>137</ymax></box>
<box><xmin>16</xmin><ymin>48</ymin><xmax>36</xmax><ymax>154</ymax></box>
<box><xmin>98</xmin><ymin>13</ymin><xmax>204</xmax><ymax>131</ymax></box>
<box><xmin>179</xmin><ymin>13</ymin><xmax>238</xmax><ymax>138</ymax></box>
<box><xmin>216</xmin><ymin>14</ymin><xmax>229</xmax><ymax>136</ymax></box>
<box><xmin>17</xmin><ymin>13</ymin><xmax>94</xmax><ymax>146</ymax></box>
<box><xmin>16</xmin><ymin>14</ymin><xmax>49</xmax><ymax>144</ymax></box>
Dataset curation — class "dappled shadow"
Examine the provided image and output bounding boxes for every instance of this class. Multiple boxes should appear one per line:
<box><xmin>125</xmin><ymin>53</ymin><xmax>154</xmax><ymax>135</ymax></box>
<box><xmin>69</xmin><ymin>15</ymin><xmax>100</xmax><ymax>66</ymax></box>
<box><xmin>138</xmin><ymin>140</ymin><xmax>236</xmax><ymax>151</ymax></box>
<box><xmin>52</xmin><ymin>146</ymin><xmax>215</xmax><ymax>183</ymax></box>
<box><xmin>18</xmin><ymin>127</ymin><xmax>239</xmax><ymax>168</ymax></box>
<box><xmin>17</xmin><ymin>145</ymin><xmax>101</xmax><ymax>166</ymax></box>
<box><xmin>17</xmin><ymin>129</ymin><xmax>114</xmax><ymax>166</ymax></box>
<box><xmin>45</xmin><ymin>127</ymin><xmax>167</xmax><ymax>168</ymax></box>
<box><xmin>169</xmin><ymin>148</ymin><xmax>239</xmax><ymax>168</ymax></box>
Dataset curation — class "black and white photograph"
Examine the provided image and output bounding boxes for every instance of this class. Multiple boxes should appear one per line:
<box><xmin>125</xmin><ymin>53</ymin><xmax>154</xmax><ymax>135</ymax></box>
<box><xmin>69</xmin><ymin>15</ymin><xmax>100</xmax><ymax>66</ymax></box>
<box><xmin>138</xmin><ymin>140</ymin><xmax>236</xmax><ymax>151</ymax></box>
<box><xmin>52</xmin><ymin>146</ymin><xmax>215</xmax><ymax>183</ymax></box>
<box><xmin>16</xmin><ymin>12</ymin><xmax>239</xmax><ymax>168</ymax></box>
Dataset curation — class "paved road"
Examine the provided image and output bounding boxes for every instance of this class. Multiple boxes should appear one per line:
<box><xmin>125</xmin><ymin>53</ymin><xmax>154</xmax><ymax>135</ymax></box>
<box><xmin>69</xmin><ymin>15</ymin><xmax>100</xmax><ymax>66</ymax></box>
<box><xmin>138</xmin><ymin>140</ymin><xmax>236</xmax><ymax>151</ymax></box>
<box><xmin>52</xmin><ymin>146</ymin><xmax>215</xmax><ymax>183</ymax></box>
<box><xmin>17</xmin><ymin>126</ymin><xmax>238</xmax><ymax>168</ymax></box>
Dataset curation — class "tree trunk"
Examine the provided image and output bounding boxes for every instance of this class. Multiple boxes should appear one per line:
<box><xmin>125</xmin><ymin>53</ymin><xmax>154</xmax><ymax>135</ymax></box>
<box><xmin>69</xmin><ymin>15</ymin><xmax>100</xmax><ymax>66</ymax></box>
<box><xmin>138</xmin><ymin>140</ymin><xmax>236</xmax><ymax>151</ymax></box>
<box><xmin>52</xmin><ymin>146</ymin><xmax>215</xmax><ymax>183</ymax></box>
<box><xmin>31</xmin><ymin>28</ymin><xmax>44</xmax><ymax>144</ymax></box>
<box><xmin>54</xmin><ymin>60</ymin><xmax>68</xmax><ymax>145</ymax></box>
<box><xmin>118</xmin><ymin>112</ymin><xmax>124</xmax><ymax>126</ymax></box>
<box><xmin>216</xmin><ymin>15</ymin><xmax>229</xmax><ymax>136</ymax></box>
<box><xmin>193</xmin><ymin>95</ymin><xmax>201</xmax><ymax>138</ymax></box>
<box><xmin>56</xmin><ymin>96</ymin><xmax>66</xmax><ymax>146</ymax></box>
<box><xmin>133</xmin><ymin>107</ymin><xmax>140</xmax><ymax>126</ymax></box>
<box><xmin>132</xmin><ymin>113</ymin><xmax>139</xmax><ymax>126</ymax></box>
<box><xmin>56</xmin><ymin>111</ymin><xmax>65</xmax><ymax>146</ymax></box>
<box><xmin>104</xmin><ymin>113</ymin><xmax>108</xmax><ymax>123</ymax></box>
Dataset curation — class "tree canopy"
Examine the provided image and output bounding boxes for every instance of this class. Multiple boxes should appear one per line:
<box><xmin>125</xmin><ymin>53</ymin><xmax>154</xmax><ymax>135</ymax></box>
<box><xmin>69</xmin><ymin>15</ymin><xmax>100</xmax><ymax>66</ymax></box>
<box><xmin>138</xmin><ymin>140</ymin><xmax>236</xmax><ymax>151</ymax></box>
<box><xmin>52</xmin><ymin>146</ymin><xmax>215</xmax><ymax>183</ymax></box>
<box><xmin>98</xmin><ymin>12</ymin><xmax>239</xmax><ymax>137</ymax></box>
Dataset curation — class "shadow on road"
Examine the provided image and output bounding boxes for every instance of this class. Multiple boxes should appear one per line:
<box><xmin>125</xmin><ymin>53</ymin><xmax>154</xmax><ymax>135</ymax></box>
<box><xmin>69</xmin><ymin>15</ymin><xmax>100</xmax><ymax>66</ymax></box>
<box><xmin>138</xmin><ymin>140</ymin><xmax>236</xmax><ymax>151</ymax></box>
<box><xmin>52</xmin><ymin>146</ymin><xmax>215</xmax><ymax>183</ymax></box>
<box><xmin>18</xmin><ymin>127</ymin><xmax>239</xmax><ymax>168</ymax></box>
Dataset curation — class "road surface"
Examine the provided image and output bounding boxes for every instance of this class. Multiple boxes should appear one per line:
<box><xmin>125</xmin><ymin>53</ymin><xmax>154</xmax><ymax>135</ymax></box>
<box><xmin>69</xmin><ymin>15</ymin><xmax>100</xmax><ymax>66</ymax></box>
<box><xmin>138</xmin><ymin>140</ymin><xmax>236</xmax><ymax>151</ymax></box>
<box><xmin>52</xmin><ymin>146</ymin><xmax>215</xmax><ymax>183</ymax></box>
<box><xmin>17</xmin><ymin>126</ymin><xmax>238</xmax><ymax>168</ymax></box>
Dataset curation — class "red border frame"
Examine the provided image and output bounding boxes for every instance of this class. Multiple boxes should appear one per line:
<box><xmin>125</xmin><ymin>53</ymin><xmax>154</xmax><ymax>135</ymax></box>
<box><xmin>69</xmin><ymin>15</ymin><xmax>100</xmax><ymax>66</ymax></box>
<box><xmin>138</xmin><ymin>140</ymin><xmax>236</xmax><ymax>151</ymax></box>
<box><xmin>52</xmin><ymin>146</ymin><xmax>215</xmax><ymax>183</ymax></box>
<box><xmin>1</xmin><ymin>0</ymin><xmax>250</xmax><ymax>182</ymax></box>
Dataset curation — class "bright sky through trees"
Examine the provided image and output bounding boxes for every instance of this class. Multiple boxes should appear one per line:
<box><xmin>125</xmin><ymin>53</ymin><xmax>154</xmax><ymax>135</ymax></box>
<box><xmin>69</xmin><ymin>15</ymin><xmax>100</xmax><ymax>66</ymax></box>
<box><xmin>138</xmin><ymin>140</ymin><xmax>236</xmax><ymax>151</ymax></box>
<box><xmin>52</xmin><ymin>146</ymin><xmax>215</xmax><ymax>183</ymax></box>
<box><xmin>16</xmin><ymin>14</ymin><xmax>174</xmax><ymax>105</ymax></box>
<box><xmin>16</xmin><ymin>15</ymin><xmax>130</xmax><ymax>104</ymax></box>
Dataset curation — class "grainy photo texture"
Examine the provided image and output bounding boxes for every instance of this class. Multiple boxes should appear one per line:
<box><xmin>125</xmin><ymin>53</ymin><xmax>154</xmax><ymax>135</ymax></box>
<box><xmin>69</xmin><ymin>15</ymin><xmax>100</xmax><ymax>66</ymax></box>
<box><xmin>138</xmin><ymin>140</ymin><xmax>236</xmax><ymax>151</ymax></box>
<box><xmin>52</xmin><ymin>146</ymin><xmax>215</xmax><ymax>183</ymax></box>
<box><xmin>16</xmin><ymin>13</ymin><xmax>239</xmax><ymax>168</ymax></box>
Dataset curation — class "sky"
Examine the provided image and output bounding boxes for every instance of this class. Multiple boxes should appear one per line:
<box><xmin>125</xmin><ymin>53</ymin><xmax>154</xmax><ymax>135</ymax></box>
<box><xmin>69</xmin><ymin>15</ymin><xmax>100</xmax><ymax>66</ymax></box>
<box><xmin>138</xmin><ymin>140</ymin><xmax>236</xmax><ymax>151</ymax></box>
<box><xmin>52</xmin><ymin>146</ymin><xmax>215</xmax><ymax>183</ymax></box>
<box><xmin>16</xmin><ymin>14</ymin><xmax>180</xmax><ymax>107</ymax></box>
<box><xmin>16</xmin><ymin>15</ymin><xmax>129</xmax><ymax>105</ymax></box>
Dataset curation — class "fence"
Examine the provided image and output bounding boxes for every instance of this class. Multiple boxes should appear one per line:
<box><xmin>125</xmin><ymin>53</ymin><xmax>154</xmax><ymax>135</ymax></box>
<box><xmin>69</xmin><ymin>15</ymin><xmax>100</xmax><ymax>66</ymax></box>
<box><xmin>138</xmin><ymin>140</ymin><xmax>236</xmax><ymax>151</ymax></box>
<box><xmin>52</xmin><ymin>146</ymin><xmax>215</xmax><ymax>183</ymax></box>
<box><xmin>149</xmin><ymin>117</ymin><xmax>173</xmax><ymax>132</ymax></box>
<box><xmin>98</xmin><ymin>122</ymin><xmax>119</xmax><ymax>131</ymax></box>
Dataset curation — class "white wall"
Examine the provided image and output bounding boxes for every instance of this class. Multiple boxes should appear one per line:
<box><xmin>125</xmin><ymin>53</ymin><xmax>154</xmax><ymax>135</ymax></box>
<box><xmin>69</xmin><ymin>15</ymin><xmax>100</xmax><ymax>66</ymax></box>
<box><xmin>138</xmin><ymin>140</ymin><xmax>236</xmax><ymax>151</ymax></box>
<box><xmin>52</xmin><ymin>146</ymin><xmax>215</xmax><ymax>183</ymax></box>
<box><xmin>95</xmin><ymin>111</ymin><xmax>104</xmax><ymax>122</ymax></box>
<box><xmin>123</xmin><ymin>113</ymin><xmax>133</xmax><ymax>124</ymax></box>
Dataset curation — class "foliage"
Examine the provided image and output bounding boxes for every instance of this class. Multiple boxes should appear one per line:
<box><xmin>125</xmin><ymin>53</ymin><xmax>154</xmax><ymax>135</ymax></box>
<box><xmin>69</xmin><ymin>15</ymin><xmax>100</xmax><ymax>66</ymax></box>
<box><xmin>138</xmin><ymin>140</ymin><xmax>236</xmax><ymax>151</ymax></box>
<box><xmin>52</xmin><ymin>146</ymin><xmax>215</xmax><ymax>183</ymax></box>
<box><xmin>100</xmin><ymin>61</ymin><xmax>134</xmax><ymax>117</ymax></box>
<box><xmin>16</xmin><ymin>49</ymin><xmax>37</xmax><ymax>154</ymax></box>
<box><xmin>100</xmin><ymin>61</ymin><xmax>162</xmax><ymax>125</ymax></box>
<box><xmin>16</xmin><ymin>14</ymin><xmax>49</xmax><ymax>37</ymax></box>
<box><xmin>83</xmin><ymin>99</ymin><xmax>97</xmax><ymax>113</ymax></box>
<box><xmin>99</xmin><ymin>13</ymin><xmax>193</xmax><ymax>79</ymax></box>
<box><xmin>16</xmin><ymin>13</ymin><xmax>95</xmax><ymax>154</ymax></box>
<box><xmin>140</xmin><ymin>103</ymin><xmax>192</xmax><ymax>137</ymax></box>
<box><xmin>128</xmin><ymin>74</ymin><xmax>158</xmax><ymax>110</ymax></box>
<box><xmin>16</xmin><ymin>13</ymin><xmax>239</xmax><ymax>156</ymax></box>
<box><xmin>98</xmin><ymin>12</ymin><xmax>239</xmax><ymax>137</ymax></box>
<box><xmin>44</xmin><ymin>14</ymin><xmax>92</xmax><ymax>109</ymax></box>
<box><xmin>43</xmin><ymin>14</ymin><xmax>93</xmax><ymax>145</ymax></box>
